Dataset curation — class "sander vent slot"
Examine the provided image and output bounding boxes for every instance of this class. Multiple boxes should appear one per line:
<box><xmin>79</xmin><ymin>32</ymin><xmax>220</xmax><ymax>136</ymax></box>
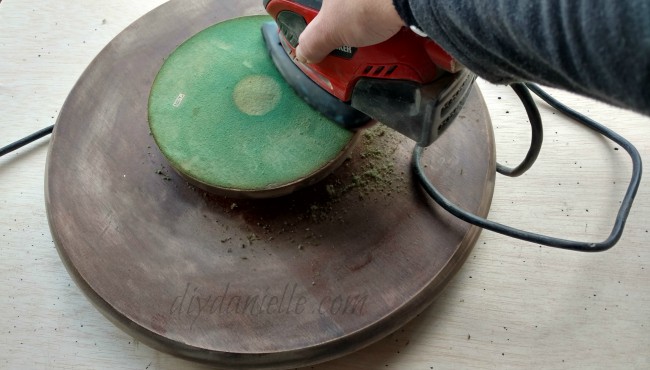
<box><xmin>440</xmin><ymin>105</ymin><xmax>462</xmax><ymax>131</ymax></box>
<box><xmin>441</xmin><ymin>76</ymin><xmax>471</xmax><ymax>117</ymax></box>
<box><xmin>363</xmin><ymin>65</ymin><xmax>398</xmax><ymax>77</ymax></box>
<box><xmin>385</xmin><ymin>65</ymin><xmax>398</xmax><ymax>76</ymax></box>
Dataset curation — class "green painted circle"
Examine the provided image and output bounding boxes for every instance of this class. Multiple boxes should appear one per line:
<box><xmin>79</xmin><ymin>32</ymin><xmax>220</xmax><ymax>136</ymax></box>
<box><xmin>148</xmin><ymin>16</ymin><xmax>355</xmax><ymax>195</ymax></box>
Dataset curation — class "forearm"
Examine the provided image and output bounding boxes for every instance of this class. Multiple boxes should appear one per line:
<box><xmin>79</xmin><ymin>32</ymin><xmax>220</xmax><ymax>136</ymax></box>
<box><xmin>393</xmin><ymin>0</ymin><xmax>650</xmax><ymax>115</ymax></box>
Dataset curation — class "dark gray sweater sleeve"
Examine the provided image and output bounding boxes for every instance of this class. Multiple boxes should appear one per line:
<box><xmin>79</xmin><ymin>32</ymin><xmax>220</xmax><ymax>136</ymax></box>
<box><xmin>393</xmin><ymin>0</ymin><xmax>650</xmax><ymax>116</ymax></box>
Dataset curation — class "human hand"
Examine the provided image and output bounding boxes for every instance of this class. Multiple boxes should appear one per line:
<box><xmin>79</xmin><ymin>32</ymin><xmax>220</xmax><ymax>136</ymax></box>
<box><xmin>295</xmin><ymin>0</ymin><xmax>405</xmax><ymax>64</ymax></box>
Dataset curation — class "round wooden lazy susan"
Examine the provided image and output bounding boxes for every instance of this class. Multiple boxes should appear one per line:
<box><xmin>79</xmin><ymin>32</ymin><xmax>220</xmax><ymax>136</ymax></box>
<box><xmin>45</xmin><ymin>1</ymin><xmax>496</xmax><ymax>369</ymax></box>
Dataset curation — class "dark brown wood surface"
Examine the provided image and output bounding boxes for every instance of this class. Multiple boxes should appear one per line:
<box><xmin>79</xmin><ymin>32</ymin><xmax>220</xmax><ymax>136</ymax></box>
<box><xmin>45</xmin><ymin>1</ymin><xmax>496</xmax><ymax>368</ymax></box>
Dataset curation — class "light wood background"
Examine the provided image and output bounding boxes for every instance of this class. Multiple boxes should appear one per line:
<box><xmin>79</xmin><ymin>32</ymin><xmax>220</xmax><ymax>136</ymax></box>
<box><xmin>1</xmin><ymin>1</ymin><xmax>649</xmax><ymax>369</ymax></box>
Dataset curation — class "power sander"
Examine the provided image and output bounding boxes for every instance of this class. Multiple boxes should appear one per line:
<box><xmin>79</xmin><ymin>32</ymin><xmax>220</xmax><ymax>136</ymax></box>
<box><xmin>262</xmin><ymin>0</ymin><xmax>476</xmax><ymax>146</ymax></box>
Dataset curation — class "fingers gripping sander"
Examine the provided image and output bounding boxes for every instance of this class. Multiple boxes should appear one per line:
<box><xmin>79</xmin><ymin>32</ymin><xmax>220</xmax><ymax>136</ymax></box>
<box><xmin>262</xmin><ymin>0</ymin><xmax>477</xmax><ymax>146</ymax></box>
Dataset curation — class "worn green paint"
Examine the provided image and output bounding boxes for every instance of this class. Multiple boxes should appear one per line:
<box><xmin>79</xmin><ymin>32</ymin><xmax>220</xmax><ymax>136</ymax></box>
<box><xmin>148</xmin><ymin>16</ymin><xmax>353</xmax><ymax>191</ymax></box>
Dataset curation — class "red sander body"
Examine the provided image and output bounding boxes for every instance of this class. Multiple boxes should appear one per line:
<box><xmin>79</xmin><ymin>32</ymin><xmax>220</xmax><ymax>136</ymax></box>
<box><xmin>262</xmin><ymin>0</ymin><xmax>477</xmax><ymax>146</ymax></box>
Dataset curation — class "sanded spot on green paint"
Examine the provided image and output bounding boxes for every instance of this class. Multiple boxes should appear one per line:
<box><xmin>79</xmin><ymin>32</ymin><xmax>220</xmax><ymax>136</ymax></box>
<box><xmin>148</xmin><ymin>16</ymin><xmax>354</xmax><ymax>191</ymax></box>
<box><xmin>233</xmin><ymin>75</ymin><xmax>282</xmax><ymax>116</ymax></box>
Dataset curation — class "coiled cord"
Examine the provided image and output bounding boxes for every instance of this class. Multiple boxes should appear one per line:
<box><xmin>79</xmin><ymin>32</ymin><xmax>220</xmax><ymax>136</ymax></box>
<box><xmin>413</xmin><ymin>83</ymin><xmax>642</xmax><ymax>251</ymax></box>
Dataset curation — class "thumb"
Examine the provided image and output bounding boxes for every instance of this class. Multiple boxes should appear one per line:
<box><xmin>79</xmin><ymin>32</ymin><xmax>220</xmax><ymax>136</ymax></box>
<box><xmin>295</xmin><ymin>16</ymin><xmax>341</xmax><ymax>64</ymax></box>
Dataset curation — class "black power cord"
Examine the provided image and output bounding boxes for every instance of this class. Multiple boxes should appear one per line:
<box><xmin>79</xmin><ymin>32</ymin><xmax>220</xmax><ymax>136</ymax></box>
<box><xmin>496</xmin><ymin>84</ymin><xmax>544</xmax><ymax>177</ymax></box>
<box><xmin>413</xmin><ymin>83</ymin><xmax>642</xmax><ymax>252</ymax></box>
<box><xmin>1</xmin><ymin>85</ymin><xmax>643</xmax><ymax>251</ymax></box>
<box><xmin>0</xmin><ymin>125</ymin><xmax>54</xmax><ymax>157</ymax></box>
